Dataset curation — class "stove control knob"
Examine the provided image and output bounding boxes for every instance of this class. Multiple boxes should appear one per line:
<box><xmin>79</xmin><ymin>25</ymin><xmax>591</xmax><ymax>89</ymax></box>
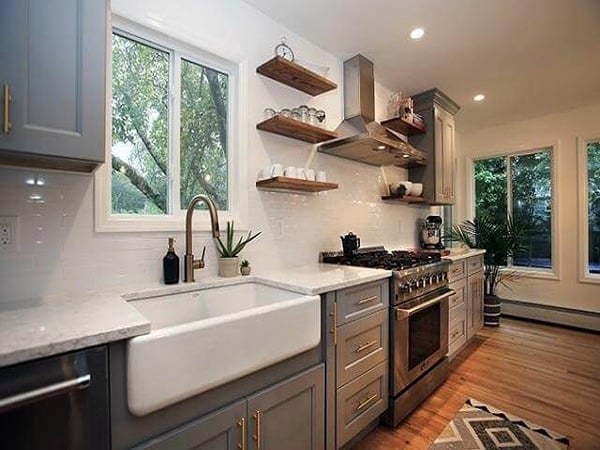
<box><xmin>400</xmin><ymin>283</ymin><xmax>411</xmax><ymax>293</ymax></box>
<box><xmin>417</xmin><ymin>278</ymin><xmax>424</xmax><ymax>288</ymax></box>
<box><xmin>424</xmin><ymin>276</ymin><xmax>431</xmax><ymax>286</ymax></box>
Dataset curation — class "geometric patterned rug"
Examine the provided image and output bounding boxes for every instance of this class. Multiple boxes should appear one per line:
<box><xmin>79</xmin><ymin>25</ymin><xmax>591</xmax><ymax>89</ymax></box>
<box><xmin>429</xmin><ymin>399</ymin><xmax>570</xmax><ymax>450</ymax></box>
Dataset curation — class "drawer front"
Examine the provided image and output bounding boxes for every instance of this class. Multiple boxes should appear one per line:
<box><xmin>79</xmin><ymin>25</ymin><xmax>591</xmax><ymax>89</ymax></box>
<box><xmin>447</xmin><ymin>260</ymin><xmax>466</xmax><ymax>283</ymax></box>
<box><xmin>467</xmin><ymin>254</ymin><xmax>484</xmax><ymax>275</ymax></box>
<box><xmin>336</xmin><ymin>281</ymin><xmax>388</xmax><ymax>325</ymax></box>
<box><xmin>448</xmin><ymin>278</ymin><xmax>467</xmax><ymax>312</ymax></box>
<box><xmin>336</xmin><ymin>361</ymin><xmax>388</xmax><ymax>447</ymax></box>
<box><xmin>336</xmin><ymin>310</ymin><xmax>388</xmax><ymax>388</ymax></box>
<box><xmin>448</xmin><ymin>309</ymin><xmax>467</xmax><ymax>358</ymax></box>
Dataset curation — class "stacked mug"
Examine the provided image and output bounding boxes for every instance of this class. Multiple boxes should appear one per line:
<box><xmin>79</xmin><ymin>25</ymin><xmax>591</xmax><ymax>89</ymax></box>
<box><xmin>389</xmin><ymin>181</ymin><xmax>423</xmax><ymax>197</ymax></box>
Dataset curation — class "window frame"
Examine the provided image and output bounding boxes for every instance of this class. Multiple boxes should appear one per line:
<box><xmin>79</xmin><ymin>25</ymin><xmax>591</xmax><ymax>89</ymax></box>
<box><xmin>468</xmin><ymin>144</ymin><xmax>560</xmax><ymax>280</ymax></box>
<box><xmin>94</xmin><ymin>15</ymin><xmax>248</xmax><ymax>233</ymax></box>
<box><xmin>578</xmin><ymin>134</ymin><xmax>600</xmax><ymax>284</ymax></box>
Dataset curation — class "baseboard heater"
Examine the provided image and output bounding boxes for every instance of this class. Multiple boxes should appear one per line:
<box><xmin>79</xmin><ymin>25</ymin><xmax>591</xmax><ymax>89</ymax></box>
<box><xmin>502</xmin><ymin>299</ymin><xmax>600</xmax><ymax>332</ymax></box>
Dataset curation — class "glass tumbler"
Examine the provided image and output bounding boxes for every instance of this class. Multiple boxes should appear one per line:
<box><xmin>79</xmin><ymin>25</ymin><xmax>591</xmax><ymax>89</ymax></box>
<box><xmin>298</xmin><ymin>105</ymin><xmax>309</xmax><ymax>123</ymax></box>
<box><xmin>291</xmin><ymin>108</ymin><xmax>301</xmax><ymax>121</ymax></box>
<box><xmin>280</xmin><ymin>108</ymin><xmax>292</xmax><ymax>118</ymax></box>
<box><xmin>264</xmin><ymin>107</ymin><xmax>276</xmax><ymax>119</ymax></box>
<box><xmin>307</xmin><ymin>107</ymin><xmax>317</xmax><ymax>125</ymax></box>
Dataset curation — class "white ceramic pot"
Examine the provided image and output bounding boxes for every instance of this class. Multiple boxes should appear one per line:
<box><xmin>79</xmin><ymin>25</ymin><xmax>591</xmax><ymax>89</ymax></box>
<box><xmin>218</xmin><ymin>257</ymin><xmax>239</xmax><ymax>278</ymax></box>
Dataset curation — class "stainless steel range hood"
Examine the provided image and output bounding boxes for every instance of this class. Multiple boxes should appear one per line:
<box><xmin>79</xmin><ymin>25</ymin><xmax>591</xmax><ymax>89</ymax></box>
<box><xmin>318</xmin><ymin>55</ymin><xmax>426</xmax><ymax>168</ymax></box>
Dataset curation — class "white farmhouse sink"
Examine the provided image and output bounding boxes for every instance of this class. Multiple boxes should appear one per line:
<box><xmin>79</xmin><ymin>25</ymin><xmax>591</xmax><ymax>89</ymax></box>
<box><xmin>126</xmin><ymin>281</ymin><xmax>320</xmax><ymax>416</ymax></box>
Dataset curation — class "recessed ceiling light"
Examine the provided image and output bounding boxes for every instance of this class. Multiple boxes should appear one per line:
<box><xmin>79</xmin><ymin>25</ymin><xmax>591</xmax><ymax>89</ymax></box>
<box><xmin>473</xmin><ymin>94</ymin><xmax>486</xmax><ymax>102</ymax></box>
<box><xmin>377</xmin><ymin>145</ymin><xmax>386</xmax><ymax>150</ymax></box>
<box><xmin>410</xmin><ymin>28</ymin><xmax>425</xmax><ymax>40</ymax></box>
<box><xmin>402</xmin><ymin>154</ymin><xmax>410</xmax><ymax>158</ymax></box>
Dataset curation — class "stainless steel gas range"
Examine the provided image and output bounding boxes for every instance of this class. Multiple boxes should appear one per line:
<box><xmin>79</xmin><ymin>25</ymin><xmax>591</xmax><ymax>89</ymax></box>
<box><xmin>322</xmin><ymin>247</ymin><xmax>453</xmax><ymax>427</ymax></box>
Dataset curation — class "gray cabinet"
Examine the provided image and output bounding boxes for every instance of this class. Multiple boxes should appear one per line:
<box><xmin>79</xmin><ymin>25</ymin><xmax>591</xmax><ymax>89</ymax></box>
<box><xmin>247</xmin><ymin>364</ymin><xmax>324</xmax><ymax>450</ymax></box>
<box><xmin>446</xmin><ymin>254</ymin><xmax>485</xmax><ymax>358</ymax></box>
<box><xmin>323</xmin><ymin>280</ymin><xmax>389</xmax><ymax>449</ymax></box>
<box><xmin>0</xmin><ymin>0</ymin><xmax>107</xmax><ymax>172</ymax></box>
<box><xmin>409</xmin><ymin>89</ymin><xmax>460</xmax><ymax>205</ymax></box>
<box><xmin>135</xmin><ymin>400</ymin><xmax>246</xmax><ymax>450</ymax></box>
<box><xmin>136</xmin><ymin>365</ymin><xmax>324</xmax><ymax>450</ymax></box>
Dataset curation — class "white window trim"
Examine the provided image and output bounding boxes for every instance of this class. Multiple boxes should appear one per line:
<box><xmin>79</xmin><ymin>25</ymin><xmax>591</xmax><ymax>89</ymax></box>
<box><xmin>578</xmin><ymin>134</ymin><xmax>600</xmax><ymax>284</ymax></box>
<box><xmin>94</xmin><ymin>15</ymin><xmax>248</xmax><ymax>233</ymax></box>
<box><xmin>467</xmin><ymin>143</ymin><xmax>561</xmax><ymax>280</ymax></box>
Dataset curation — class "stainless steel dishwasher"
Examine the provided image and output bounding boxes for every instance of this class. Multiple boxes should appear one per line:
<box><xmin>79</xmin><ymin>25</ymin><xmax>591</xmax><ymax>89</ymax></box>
<box><xmin>0</xmin><ymin>345</ymin><xmax>109</xmax><ymax>450</ymax></box>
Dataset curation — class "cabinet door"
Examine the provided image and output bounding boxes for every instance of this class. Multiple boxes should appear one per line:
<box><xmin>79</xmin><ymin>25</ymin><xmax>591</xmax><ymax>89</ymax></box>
<box><xmin>247</xmin><ymin>364</ymin><xmax>324</xmax><ymax>450</ymax></box>
<box><xmin>434</xmin><ymin>106</ymin><xmax>456</xmax><ymax>205</ymax></box>
<box><xmin>134</xmin><ymin>400</ymin><xmax>246</xmax><ymax>450</ymax></box>
<box><xmin>0</xmin><ymin>0</ymin><xmax>106</xmax><ymax>166</ymax></box>
<box><xmin>467</xmin><ymin>271</ymin><xmax>485</xmax><ymax>339</ymax></box>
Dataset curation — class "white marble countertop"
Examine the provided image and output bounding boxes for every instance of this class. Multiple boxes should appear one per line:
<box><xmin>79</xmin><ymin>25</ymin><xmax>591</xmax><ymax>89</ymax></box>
<box><xmin>443</xmin><ymin>248</ymin><xmax>486</xmax><ymax>262</ymax></box>
<box><xmin>0</xmin><ymin>264</ymin><xmax>391</xmax><ymax>368</ymax></box>
<box><xmin>0</xmin><ymin>293</ymin><xmax>150</xmax><ymax>368</ymax></box>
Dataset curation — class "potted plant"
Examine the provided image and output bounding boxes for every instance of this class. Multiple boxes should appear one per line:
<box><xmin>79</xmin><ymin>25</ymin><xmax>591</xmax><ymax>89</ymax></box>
<box><xmin>240</xmin><ymin>260</ymin><xmax>251</xmax><ymax>276</ymax></box>
<box><xmin>451</xmin><ymin>214</ymin><xmax>527</xmax><ymax>326</ymax></box>
<box><xmin>214</xmin><ymin>221</ymin><xmax>261</xmax><ymax>277</ymax></box>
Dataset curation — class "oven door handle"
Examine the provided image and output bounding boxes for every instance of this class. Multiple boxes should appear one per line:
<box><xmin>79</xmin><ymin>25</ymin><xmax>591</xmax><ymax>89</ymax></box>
<box><xmin>394</xmin><ymin>290</ymin><xmax>453</xmax><ymax>320</ymax></box>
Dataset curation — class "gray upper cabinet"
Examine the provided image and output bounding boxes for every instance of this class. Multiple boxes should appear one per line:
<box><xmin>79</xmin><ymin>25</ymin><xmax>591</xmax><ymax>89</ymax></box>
<box><xmin>409</xmin><ymin>89</ymin><xmax>460</xmax><ymax>205</ymax></box>
<box><xmin>0</xmin><ymin>0</ymin><xmax>107</xmax><ymax>173</ymax></box>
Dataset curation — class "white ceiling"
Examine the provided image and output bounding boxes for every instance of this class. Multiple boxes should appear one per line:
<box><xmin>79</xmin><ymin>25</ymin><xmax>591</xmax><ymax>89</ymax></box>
<box><xmin>244</xmin><ymin>0</ymin><xmax>600</xmax><ymax>132</ymax></box>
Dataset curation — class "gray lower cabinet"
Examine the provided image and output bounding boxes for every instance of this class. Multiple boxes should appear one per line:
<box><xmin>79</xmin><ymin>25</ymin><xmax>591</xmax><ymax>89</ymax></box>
<box><xmin>0</xmin><ymin>0</ymin><xmax>107</xmax><ymax>172</ymax></box>
<box><xmin>447</xmin><ymin>254</ymin><xmax>485</xmax><ymax>358</ymax></box>
<box><xmin>136</xmin><ymin>364</ymin><xmax>324</xmax><ymax>450</ymax></box>
<box><xmin>323</xmin><ymin>279</ymin><xmax>390</xmax><ymax>450</ymax></box>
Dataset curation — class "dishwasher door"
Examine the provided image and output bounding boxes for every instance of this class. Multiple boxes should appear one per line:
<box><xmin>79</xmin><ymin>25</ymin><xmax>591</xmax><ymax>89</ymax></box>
<box><xmin>0</xmin><ymin>345</ymin><xmax>109</xmax><ymax>450</ymax></box>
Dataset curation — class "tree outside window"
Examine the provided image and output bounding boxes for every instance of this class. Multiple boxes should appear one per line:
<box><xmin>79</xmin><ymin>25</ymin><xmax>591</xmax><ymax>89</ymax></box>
<box><xmin>474</xmin><ymin>149</ymin><xmax>553</xmax><ymax>269</ymax></box>
<box><xmin>588</xmin><ymin>141</ymin><xmax>600</xmax><ymax>274</ymax></box>
<box><xmin>111</xmin><ymin>31</ymin><xmax>229</xmax><ymax>216</ymax></box>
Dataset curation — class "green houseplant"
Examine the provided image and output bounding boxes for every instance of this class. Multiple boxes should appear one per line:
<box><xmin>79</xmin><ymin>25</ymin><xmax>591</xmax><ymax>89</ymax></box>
<box><xmin>214</xmin><ymin>221</ymin><xmax>261</xmax><ymax>277</ymax></box>
<box><xmin>451</xmin><ymin>214</ymin><xmax>526</xmax><ymax>325</ymax></box>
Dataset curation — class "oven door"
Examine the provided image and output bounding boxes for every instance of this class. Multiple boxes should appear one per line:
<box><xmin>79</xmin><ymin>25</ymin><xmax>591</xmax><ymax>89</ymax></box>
<box><xmin>391</xmin><ymin>289</ymin><xmax>451</xmax><ymax>396</ymax></box>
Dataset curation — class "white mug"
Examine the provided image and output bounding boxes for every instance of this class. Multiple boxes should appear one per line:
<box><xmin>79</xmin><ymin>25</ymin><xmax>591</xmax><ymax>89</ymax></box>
<box><xmin>258</xmin><ymin>166</ymin><xmax>271</xmax><ymax>180</ymax></box>
<box><xmin>306</xmin><ymin>169</ymin><xmax>316</xmax><ymax>181</ymax></box>
<box><xmin>270</xmin><ymin>163</ymin><xmax>283</xmax><ymax>177</ymax></box>
<box><xmin>297</xmin><ymin>168</ymin><xmax>307</xmax><ymax>180</ymax></box>
<box><xmin>316</xmin><ymin>170</ymin><xmax>327</xmax><ymax>182</ymax></box>
<box><xmin>284</xmin><ymin>166</ymin><xmax>297</xmax><ymax>178</ymax></box>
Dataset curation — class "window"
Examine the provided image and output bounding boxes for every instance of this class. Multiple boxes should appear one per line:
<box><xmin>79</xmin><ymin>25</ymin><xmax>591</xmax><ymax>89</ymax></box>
<box><xmin>474</xmin><ymin>148</ymin><xmax>553</xmax><ymax>270</ymax></box>
<box><xmin>584</xmin><ymin>139</ymin><xmax>600</xmax><ymax>276</ymax></box>
<box><xmin>96</xmin><ymin>18</ymin><xmax>242</xmax><ymax>232</ymax></box>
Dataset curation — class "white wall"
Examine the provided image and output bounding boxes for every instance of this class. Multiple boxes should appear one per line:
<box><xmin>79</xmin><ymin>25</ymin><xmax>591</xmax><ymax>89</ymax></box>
<box><xmin>456</xmin><ymin>103</ymin><xmax>600</xmax><ymax>313</ymax></box>
<box><xmin>0</xmin><ymin>0</ymin><xmax>434</xmax><ymax>303</ymax></box>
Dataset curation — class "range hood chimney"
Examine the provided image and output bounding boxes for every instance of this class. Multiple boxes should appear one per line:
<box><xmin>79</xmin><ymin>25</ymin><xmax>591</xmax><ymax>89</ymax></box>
<box><xmin>318</xmin><ymin>55</ymin><xmax>426</xmax><ymax>167</ymax></box>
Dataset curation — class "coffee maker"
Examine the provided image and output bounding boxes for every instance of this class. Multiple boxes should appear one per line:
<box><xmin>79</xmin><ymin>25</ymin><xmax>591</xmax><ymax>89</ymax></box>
<box><xmin>420</xmin><ymin>216</ymin><xmax>444</xmax><ymax>250</ymax></box>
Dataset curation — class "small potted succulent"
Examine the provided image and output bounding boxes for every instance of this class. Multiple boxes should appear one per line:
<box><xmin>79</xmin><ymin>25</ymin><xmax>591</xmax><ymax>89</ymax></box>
<box><xmin>240</xmin><ymin>260</ymin><xmax>251</xmax><ymax>276</ymax></box>
<box><xmin>214</xmin><ymin>221</ymin><xmax>261</xmax><ymax>278</ymax></box>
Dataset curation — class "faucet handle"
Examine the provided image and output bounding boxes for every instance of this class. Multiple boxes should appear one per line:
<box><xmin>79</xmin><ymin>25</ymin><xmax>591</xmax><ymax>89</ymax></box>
<box><xmin>193</xmin><ymin>246</ymin><xmax>206</xmax><ymax>270</ymax></box>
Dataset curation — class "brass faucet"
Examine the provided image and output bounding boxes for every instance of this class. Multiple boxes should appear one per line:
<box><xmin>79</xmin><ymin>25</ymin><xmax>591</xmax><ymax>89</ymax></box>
<box><xmin>184</xmin><ymin>194</ymin><xmax>220</xmax><ymax>282</ymax></box>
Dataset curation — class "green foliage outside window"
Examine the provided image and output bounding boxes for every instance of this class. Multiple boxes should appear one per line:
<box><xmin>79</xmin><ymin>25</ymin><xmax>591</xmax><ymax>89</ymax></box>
<box><xmin>588</xmin><ymin>141</ymin><xmax>600</xmax><ymax>273</ymax></box>
<box><xmin>111</xmin><ymin>32</ymin><xmax>229</xmax><ymax>215</ymax></box>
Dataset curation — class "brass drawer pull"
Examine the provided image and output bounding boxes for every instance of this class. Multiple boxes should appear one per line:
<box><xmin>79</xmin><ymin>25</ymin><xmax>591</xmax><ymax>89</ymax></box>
<box><xmin>237</xmin><ymin>417</ymin><xmax>246</xmax><ymax>450</ymax></box>
<box><xmin>354</xmin><ymin>339</ymin><xmax>378</xmax><ymax>353</ymax></box>
<box><xmin>357</xmin><ymin>295</ymin><xmax>378</xmax><ymax>305</ymax></box>
<box><xmin>356</xmin><ymin>393</ymin><xmax>378</xmax><ymax>411</ymax></box>
<box><xmin>252</xmin><ymin>411</ymin><xmax>262</xmax><ymax>449</ymax></box>
<box><xmin>3</xmin><ymin>84</ymin><xmax>11</xmax><ymax>135</ymax></box>
<box><xmin>451</xmin><ymin>330</ymin><xmax>461</xmax><ymax>340</ymax></box>
<box><xmin>330</xmin><ymin>302</ymin><xmax>337</xmax><ymax>346</ymax></box>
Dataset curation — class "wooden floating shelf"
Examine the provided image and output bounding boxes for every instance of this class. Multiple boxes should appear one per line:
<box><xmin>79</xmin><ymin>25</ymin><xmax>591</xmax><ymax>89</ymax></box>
<box><xmin>256</xmin><ymin>56</ymin><xmax>337</xmax><ymax>96</ymax></box>
<box><xmin>381</xmin><ymin>117</ymin><xmax>426</xmax><ymax>136</ymax></box>
<box><xmin>381</xmin><ymin>195</ymin><xmax>427</xmax><ymax>204</ymax></box>
<box><xmin>256</xmin><ymin>176</ymin><xmax>338</xmax><ymax>193</ymax></box>
<box><xmin>256</xmin><ymin>115</ymin><xmax>338</xmax><ymax>144</ymax></box>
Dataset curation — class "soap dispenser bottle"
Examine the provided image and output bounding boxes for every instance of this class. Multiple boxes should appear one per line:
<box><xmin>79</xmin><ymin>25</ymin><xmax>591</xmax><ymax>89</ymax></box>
<box><xmin>163</xmin><ymin>237</ymin><xmax>180</xmax><ymax>284</ymax></box>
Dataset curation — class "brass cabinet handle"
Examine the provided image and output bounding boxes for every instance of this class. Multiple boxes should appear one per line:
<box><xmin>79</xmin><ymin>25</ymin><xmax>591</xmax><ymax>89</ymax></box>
<box><xmin>354</xmin><ymin>339</ymin><xmax>378</xmax><ymax>353</ymax></box>
<box><xmin>356</xmin><ymin>393</ymin><xmax>378</xmax><ymax>412</ymax></box>
<box><xmin>329</xmin><ymin>302</ymin><xmax>337</xmax><ymax>346</ymax></box>
<box><xmin>252</xmin><ymin>410</ymin><xmax>262</xmax><ymax>449</ymax></box>
<box><xmin>357</xmin><ymin>295</ymin><xmax>378</xmax><ymax>305</ymax></box>
<box><xmin>3</xmin><ymin>84</ymin><xmax>11</xmax><ymax>134</ymax></box>
<box><xmin>237</xmin><ymin>417</ymin><xmax>246</xmax><ymax>450</ymax></box>
<box><xmin>451</xmin><ymin>330</ymin><xmax>461</xmax><ymax>340</ymax></box>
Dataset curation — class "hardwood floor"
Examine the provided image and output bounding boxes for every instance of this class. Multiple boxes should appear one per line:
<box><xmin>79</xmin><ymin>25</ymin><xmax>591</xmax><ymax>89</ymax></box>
<box><xmin>354</xmin><ymin>318</ymin><xmax>600</xmax><ymax>450</ymax></box>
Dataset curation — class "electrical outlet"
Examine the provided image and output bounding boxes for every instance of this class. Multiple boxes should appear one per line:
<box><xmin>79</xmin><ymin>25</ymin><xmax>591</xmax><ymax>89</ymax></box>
<box><xmin>0</xmin><ymin>216</ymin><xmax>18</xmax><ymax>253</ymax></box>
